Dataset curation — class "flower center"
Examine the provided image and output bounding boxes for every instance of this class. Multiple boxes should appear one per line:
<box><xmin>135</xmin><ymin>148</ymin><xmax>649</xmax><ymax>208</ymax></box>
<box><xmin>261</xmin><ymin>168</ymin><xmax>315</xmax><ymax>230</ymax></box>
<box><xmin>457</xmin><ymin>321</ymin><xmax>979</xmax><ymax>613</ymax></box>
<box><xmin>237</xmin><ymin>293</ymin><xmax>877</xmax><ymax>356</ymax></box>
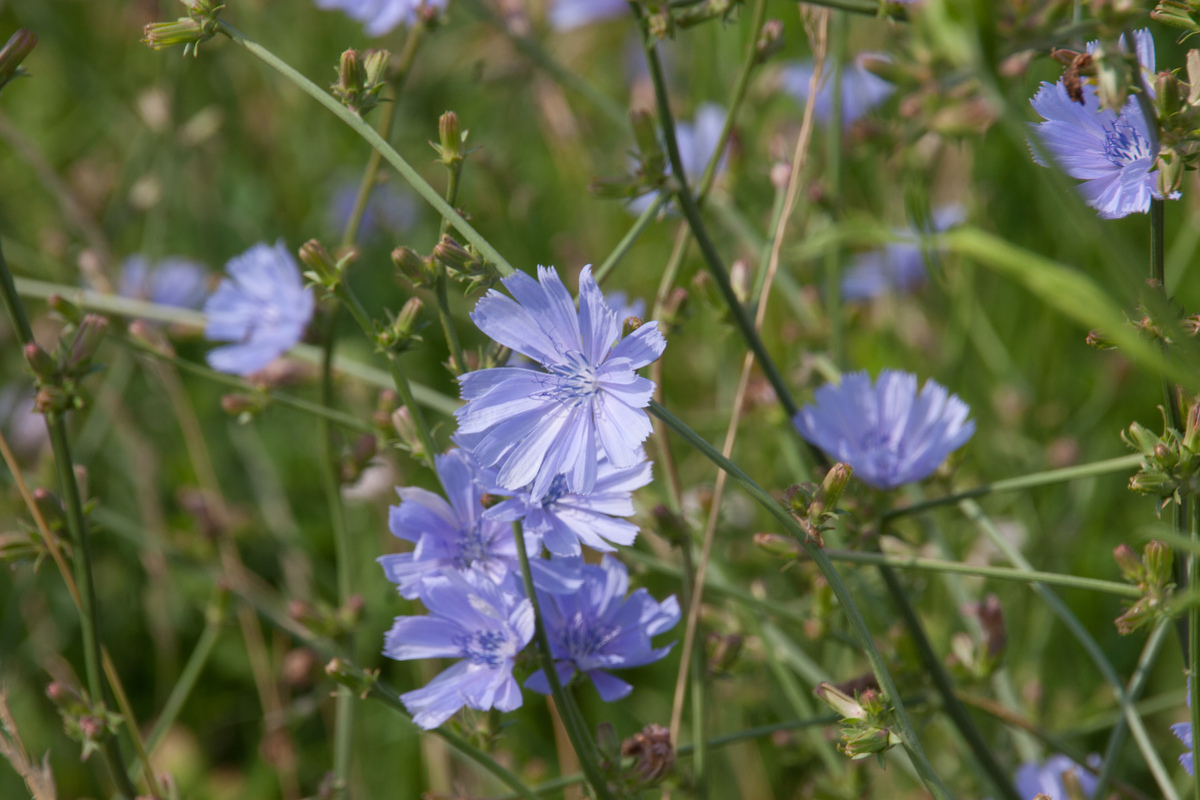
<box><xmin>454</xmin><ymin>519</ymin><xmax>494</xmax><ymax>569</ymax></box>
<box><xmin>1103</xmin><ymin>115</ymin><xmax>1150</xmax><ymax>167</ymax></box>
<box><xmin>543</xmin><ymin>351</ymin><xmax>601</xmax><ymax>407</ymax></box>
<box><xmin>560</xmin><ymin>612</ymin><xmax>619</xmax><ymax>660</ymax></box>
<box><xmin>456</xmin><ymin>629</ymin><xmax>508</xmax><ymax>668</ymax></box>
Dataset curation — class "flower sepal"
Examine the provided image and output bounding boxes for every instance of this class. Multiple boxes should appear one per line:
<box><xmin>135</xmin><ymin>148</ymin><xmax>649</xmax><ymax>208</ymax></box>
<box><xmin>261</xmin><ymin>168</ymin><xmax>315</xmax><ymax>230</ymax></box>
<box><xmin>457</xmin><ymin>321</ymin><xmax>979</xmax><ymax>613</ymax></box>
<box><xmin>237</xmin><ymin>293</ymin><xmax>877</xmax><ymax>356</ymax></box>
<box><xmin>142</xmin><ymin>0</ymin><xmax>224</xmax><ymax>56</ymax></box>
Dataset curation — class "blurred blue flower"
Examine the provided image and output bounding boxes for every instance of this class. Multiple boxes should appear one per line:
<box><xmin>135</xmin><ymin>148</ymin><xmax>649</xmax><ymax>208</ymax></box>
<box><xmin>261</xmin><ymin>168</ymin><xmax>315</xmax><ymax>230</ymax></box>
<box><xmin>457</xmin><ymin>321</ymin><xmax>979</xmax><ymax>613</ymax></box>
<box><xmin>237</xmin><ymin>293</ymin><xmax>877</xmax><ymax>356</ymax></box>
<box><xmin>379</xmin><ymin>448</ymin><xmax>580</xmax><ymax>597</ymax></box>
<box><xmin>793</xmin><ymin>370</ymin><xmax>974</xmax><ymax>490</ymax></box>
<box><xmin>1174</xmin><ymin>683</ymin><xmax>1195</xmax><ymax>775</ymax></box>
<box><xmin>1029</xmin><ymin>29</ymin><xmax>1171</xmax><ymax>219</ymax></box>
<box><xmin>119</xmin><ymin>256</ymin><xmax>209</xmax><ymax>309</ymax></box>
<box><xmin>628</xmin><ymin>103</ymin><xmax>727</xmax><ymax>215</ymax></box>
<box><xmin>780</xmin><ymin>55</ymin><xmax>894</xmax><ymax>126</ymax></box>
<box><xmin>203</xmin><ymin>241</ymin><xmax>314</xmax><ymax>376</ymax></box>
<box><xmin>525</xmin><ymin>556</ymin><xmax>679</xmax><ymax>701</ymax></box>
<box><xmin>605</xmin><ymin>291</ymin><xmax>646</xmax><ymax>325</ymax></box>
<box><xmin>841</xmin><ymin>205</ymin><xmax>966</xmax><ymax>301</ymax></box>
<box><xmin>329</xmin><ymin>179</ymin><xmax>418</xmax><ymax>241</ymax></box>
<box><xmin>457</xmin><ymin>266</ymin><xmax>666</xmax><ymax>499</ymax></box>
<box><xmin>550</xmin><ymin>0</ymin><xmax>627</xmax><ymax>31</ymax></box>
<box><xmin>1014</xmin><ymin>755</ymin><xmax>1100</xmax><ymax>799</ymax></box>
<box><xmin>387</xmin><ymin>570</ymin><xmax>534</xmax><ymax>729</ymax></box>
<box><xmin>486</xmin><ymin>456</ymin><xmax>652</xmax><ymax>557</ymax></box>
<box><xmin>315</xmin><ymin>0</ymin><xmax>445</xmax><ymax>36</ymax></box>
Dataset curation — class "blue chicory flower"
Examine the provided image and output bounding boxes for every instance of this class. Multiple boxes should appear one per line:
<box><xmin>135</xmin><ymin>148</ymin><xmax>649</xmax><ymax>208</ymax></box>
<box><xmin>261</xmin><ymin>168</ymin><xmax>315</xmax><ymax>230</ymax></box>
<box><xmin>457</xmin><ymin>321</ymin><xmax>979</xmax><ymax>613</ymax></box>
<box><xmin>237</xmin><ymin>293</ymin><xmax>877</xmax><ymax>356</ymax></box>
<box><xmin>1014</xmin><ymin>754</ymin><xmax>1100</xmax><ymax>800</ymax></box>
<box><xmin>379</xmin><ymin>448</ymin><xmax>580</xmax><ymax>598</ymax></box>
<box><xmin>550</xmin><ymin>0</ymin><xmax>628</xmax><ymax>31</ymax></box>
<box><xmin>1029</xmin><ymin>29</ymin><xmax>1172</xmax><ymax>219</ymax></box>
<box><xmin>119</xmin><ymin>256</ymin><xmax>209</xmax><ymax>309</ymax></box>
<box><xmin>456</xmin><ymin>266</ymin><xmax>666</xmax><ymax>500</ymax></box>
<box><xmin>793</xmin><ymin>370</ymin><xmax>975</xmax><ymax>490</ymax></box>
<box><xmin>203</xmin><ymin>241</ymin><xmax>315</xmax><ymax>376</ymax></box>
<box><xmin>525</xmin><ymin>555</ymin><xmax>680</xmax><ymax>701</ymax></box>
<box><xmin>1174</xmin><ymin>682</ymin><xmax>1195</xmax><ymax>775</ymax></box>
<box><xmin>841</xmin><ymin>205</ymin><xmax>966</xmax><ymax>301</ymax></box>
<box><xmin>486</xmin><ymin>456</ymin><xmax>653</xmax><ymax>557</ymax></box>
<box><xmin>314</xmin><ymin>0</ymin><xmax>445</xmax><ymax>36</ymax></box>
<box><xmin>605</xmin><ymin>291</ymin><xmax>646</xmax><ymax>326</ymax></box>
<box><xmin>779</xmin><ymin>55</ymin><xmax>894</xmax><ymax>126</ymax></box>
<box><xmin>328</xmin><ymin>178</ymin><xmax>417</xmax><ymax>241</ymax></box>
<box><xmin>387</xmin><ymin>570</ymin><xmax>534</xmax><ymax>729</ymax></box>
<box><xmin>628</xmin><ymin>103</ymin><xmax>727</xmax><ymax>215</ymax></box>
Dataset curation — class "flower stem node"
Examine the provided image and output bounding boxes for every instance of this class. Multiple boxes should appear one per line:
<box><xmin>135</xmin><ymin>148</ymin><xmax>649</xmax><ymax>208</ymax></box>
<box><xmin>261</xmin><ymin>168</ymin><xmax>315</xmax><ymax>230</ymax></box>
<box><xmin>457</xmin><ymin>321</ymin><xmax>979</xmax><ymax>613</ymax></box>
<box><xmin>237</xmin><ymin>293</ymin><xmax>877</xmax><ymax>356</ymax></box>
<box><xmin>376</xmin><ymin>297</ymin><xmax>425</xmax><ymax>353</ymax></box>
<box><xmin>1113</xmin><ymin>540</ymin><xmax>1175</xmax><ymax>634</ymax></box>
<box><xmin>45</xmin><ymin>683</ymin><xmax>123</xmax><ymax>763</ymax></box>
<box><xmin>1123</xmin><ymin>402</ymin><xmax>1200</xmax><ymax>512</ymax></box>
<box><xmin>0</xmin><ymin>29</ymin><xmax>36</xmax><ymax>94</ymax></box>
<box><xmin>324</xmin><ymin>658</ymin><xmax>381</xmax><ymax>701</ymax></box>
<box><xmin>298</xmin><ymin>240</ymin><xmax>347</xmax><ymax>292</ymax></box>
<box><xmin>330</xmin><ymin>49</ymin><xmax>391</xmax><ymax>117</ymax></box>
<box><xmin>142</xmin><ymin>0</ymin><xmax>224</xmax><ymax>56</ymax></box>
<box><xmin>814</xmin><ymin>683</ymin><xmax>901</xmax><ymax>765</ymax></box>
<box><xmin>784</xmin><ymin>463</ymin><xmax>852</xmax><ymax>548</ymax></box>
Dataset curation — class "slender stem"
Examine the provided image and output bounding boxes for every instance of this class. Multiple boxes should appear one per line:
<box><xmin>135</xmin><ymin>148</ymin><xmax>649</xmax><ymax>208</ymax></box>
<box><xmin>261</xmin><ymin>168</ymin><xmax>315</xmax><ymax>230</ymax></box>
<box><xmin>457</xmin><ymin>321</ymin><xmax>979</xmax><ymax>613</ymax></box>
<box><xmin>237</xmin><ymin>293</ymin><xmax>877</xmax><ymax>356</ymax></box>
<box><xmin>825</xmin><ymin>12</ymin><xmax>845</xmax><ymax>368</ymax></box>
<box><xmin>593</xmin><ymin>191</ymin><xmax>667</xmax><ymax>285</ymax></box>
<box><xmin>633</xmin><ymin>20</ymin><xmax>801</xmax><ymax>423</ymax></box>
<box><xmin>876</xmin><ymin>564</ymin><xmax>1021</xmax><ymax>800</ymax></box>
<box><xmin>882</xmin><ymin>454</ymin><xmax>1143</xmax><ymax>520</ymax></box>
<box><xmin>434</xmin><ymin>163</ymin><xmax>468</xmax><ymax>375</ymax></box>
<box><xmin>216</xmin><ymin>20</ymin><xmax>516</xmax><ymax>279</ymax></box>
<box><xmin>647</xmin><ymin>400</ymin><xmax>952</xmax><ymax>800</ymax></box>
<box><xmin>510</xmin><ymin>523</ymin><xmax>616</xmax><ymax>800</ymax></box>
<box><xmin>824</xmin><ymin>548</ymin><xmax>1140</xmax><ymax>597</ymax></box>
<box><xmin>1190</xmin><ymin>497</ymin><xmax>1200</xmax><ymax>800</ymax></box>
<box><xmin>101</xmin><ymin>653</ymin><xmax>163</xmax><ymax>799</ymax></box>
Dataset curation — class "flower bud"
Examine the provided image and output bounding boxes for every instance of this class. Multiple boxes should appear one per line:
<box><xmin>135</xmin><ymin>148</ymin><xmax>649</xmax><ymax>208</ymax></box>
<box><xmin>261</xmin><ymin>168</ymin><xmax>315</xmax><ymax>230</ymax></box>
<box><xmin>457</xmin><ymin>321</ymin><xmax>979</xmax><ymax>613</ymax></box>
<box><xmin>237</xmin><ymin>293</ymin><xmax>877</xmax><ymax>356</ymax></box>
<box><xmin>1152</xmin><ymin>1</ymin><xmax>1200</xmax><ymax>33</ymax></box>
<box><xmin>753</xmin><ymin>531</ymin><xmax>801</xmax><ymax>557</ymax></box>
<box><xmin>621</xmin><ymin>724</ymin><xmax>675</xmax><ymax>786</ymax></box>
<box><xmin>1144</xmin><ymin>539</ymin><xmax>1174</xmax><ymax>587</ymax></box>
<box><xmin>66</xmin><ymin>315</ymin><xmax>109</xmax><ymax>373</ymax></box>
<box><xmin>379</xmin><ymin>297</ymin><xmax>423</xmax><ymax>352</ymax></box>
<box><xmin>325</xmin><ymin>657</ymin><xmax>380</xmax><ymax>700</ymax></box>
<box><xmin>1157</xmin><ymin>70</ymin><xmax>1184</xmax><ymax>117</ymax></box>
<box><xmin>23</xmin><ymin>343</ymin><xmax>57</xmax><ymax>380</ymax></box>
<box><xmin>332</xmin><ymin>49</ymin><xmax>389</xmax><ymax>116</ymax></box>
<box><xmin>840</xmin><ymin>725</ymin><xmax>900</xmax><ymax>760</ymax></box>
<box><xmin>784</xmin><ymin>483</ymin><xmax>814</xmax><ymax>516</ymax></box>
<box><xmin>391</xmin><ymin>406</ymin><xmax>426</xmax><ymax>460</ymax></box>
<box><xmin>1113</xmin><ymin>543</ymin><xmax>1144</xmax><ymax>583</ymax></box>
<box><xmin>432</xmin><ymin>235</ymin><xmax>479</xmax><ymax>273</ymax></box>
<box><xmin>814</xmin><ymin>682</ymin><xmax>867</xmax><ymax>720</ymax></box>
<box><xmin>391</xmin><ymin>246</ymin><xmax>433</xmax><ymax>287</ymax></box>
<box><xmin>437</xmin><ymin>111</ymin><xmax>464</xmax><ymax>167</ymax></box>
<box><xmin>143</xmin><ymin>18</ymin><xmax>204</xmax><ymax>50</ymax></box>
<box><xmin>1157</xmin><ymin>148</ymin><xmax>1185</xmax><ymax>197</ymax></box>
<box><xmin>46</xmin><ymin>293</ymin><xmax>83</xmax><ymax>325</ymax></box>
<box><xmin>810</xmin><ymin>463</ymin><xmax>852</xmax><ymax>520</ymax></box>
<box><xmin>1189</xmin><ymin>49</ymin><xmax>1200</xmax><ymax>107</ymax></box>
<box><xmin>298</xmin><ymin>239</ymin><xmax>340</xmax><ymax>287</ymax></box>
<box><xmin>755</xmin><ymin>19</ymin><xmax>785</xmax><ymax>62</ymax></box>
<box><xmin>34</xmin><ymin>385</ymin><xmax>69</xmax><ymax>414</ymax></box>
<box><xmin>0</xmin><ymin>29</ymin><xmax>36</xmax><ymax>93</ymax></box>
<box><xmin>621</xmin><ymin>316</ymin><xmax>643</xmax><ymax>338</ymax></box>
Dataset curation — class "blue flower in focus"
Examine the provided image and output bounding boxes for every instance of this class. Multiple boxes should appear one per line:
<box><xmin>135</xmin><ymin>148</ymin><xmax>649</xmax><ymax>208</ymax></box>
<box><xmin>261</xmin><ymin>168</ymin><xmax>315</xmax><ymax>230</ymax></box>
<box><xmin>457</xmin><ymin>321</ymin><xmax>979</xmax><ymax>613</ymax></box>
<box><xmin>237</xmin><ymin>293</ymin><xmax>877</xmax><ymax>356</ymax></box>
<box><xmin>525</xmin><ymin>556</ymin><xmax>680</xmax><ymax>701</ymax></box>
<box><xmin>628</xmin><ymin>103</ymin><xmax>727</xmax><ymax>216</ymax></box>
<box><xmin>315</xmin><ymin>0</ymin><xmax>445</xmax><ymax>36</ymax></box>
<box><xmin>457</xmin><ymin>266</ymin><xmax>666</xmax><ymax>499</ymax></box>
<box><xmin>841</xmin><ymin>205</ymin><xmax>966</xmax><ymax>301</ymax></box>
<box><xmin>605</xmin><ymin>291</ymin><xmax>646</xmax><ymax>326</ymax></box>
<box><xmin>780</xmin><ymin>55</ymin><xmax>894</xmax><ymax>126</ymax></box>
<box><xmin>203</xmin><ymin>241</ymin><xmax>315</xmax><ymax>376</ymax></box>
<box><xmin>550</xmin><ymin>0</ymin><xmax>627</xmax><ymax>31</ymax></box>
<box><xmin>379</xmin><ymin>448</ymin><xmax>580</xmax><ymax>597</ymax></box>
<box><xmin>1014</xmin><ymin>755</ymin><xmax>1100</xmax><ymax>799</ymax></box>
<box><xmin>793</xmin><ymin>370</ymin><xmax>974</xmax><ymax>490</ymax></box>
<box><xmin>119</xmin><ymin>256</ymin><xmax>209</xmax><ymax>309</ymax></box>
<box><xmin>328</xmin><ymin>179</ymin><xmax>418</xmax><ymax>241</ymax></box>
<box><xmin>387</xmin><ymin>570</ymin><xmax>534</xmax><ymax>729</ymax></box>
<box><xmin>1029</xmin><ymin>29</ymin><xmax>1171</xmax><ymax>219</ymax></box>
<box><xmin>486</xmin><ymin>457</ymin><xmax>652</xmax><ymax>557</ymax></box>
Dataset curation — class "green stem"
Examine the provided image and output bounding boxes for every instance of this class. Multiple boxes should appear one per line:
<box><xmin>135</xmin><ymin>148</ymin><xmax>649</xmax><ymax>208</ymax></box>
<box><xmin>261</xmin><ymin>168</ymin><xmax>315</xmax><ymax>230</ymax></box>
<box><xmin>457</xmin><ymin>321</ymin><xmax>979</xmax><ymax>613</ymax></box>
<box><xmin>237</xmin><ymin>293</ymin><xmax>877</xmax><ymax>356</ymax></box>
<box><xmin>826</xmin><ymin>13</ymin><xmax>845</xmax><ymax>368</ymax></box>
<box><xmin>876</xmin><ymin>564</ymin><xmax>1021</xmax><ymax>800</ymax></box>
<box><xmin>647</xmin><ymin>400</ymin><xmax>952</xmax><ymax>800</ymax></box>
<box><xmin>1190</xmin><ymin>497</ymin><xmax>1200</xmax><ymax>800</ymax></box>
<box><xmin>881</xmin><ymin>454</ymin><xmax>1143</xmax><ymax>520</ymax></box>
<box><xmin>216</xmin><ymin>20</ymin><xmax>516</xmax><ymax>279</ymax></box>
<box><xmin>510</xmin><ymin>522</ymin><xmax>616</xmax><ymax>800</ymax></box>
<box><xmin>824</xmin><ymin>548</ymin><xmax>1140</xmax><ymax>597</ymax></box>
<box><xmin>593</xmin><ymin>191</ymin><xmax>667</xmax><ymax>285</ymax></box>
<box><xmin>961</xmin><ymin>499</ymin><xmax>1180</xmax><ymax>800</ymax></box>
<box><xmin>435</xmin><ymin>164</ymin><xmax>468</xmax><ymax>376</ymax></box>
<box><xmin>677</xmin><ymin>538</ymin><xmax>707</xmax><ymax>800</ymax></box>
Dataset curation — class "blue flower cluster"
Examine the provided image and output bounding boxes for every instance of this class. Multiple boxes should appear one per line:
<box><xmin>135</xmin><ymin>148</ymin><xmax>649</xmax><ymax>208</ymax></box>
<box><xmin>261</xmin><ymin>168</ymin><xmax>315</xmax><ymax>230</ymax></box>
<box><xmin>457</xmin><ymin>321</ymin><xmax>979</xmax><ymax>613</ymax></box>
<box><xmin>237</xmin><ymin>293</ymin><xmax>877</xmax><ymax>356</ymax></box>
<box><xmin>380</xmin><ymin>266</ymin><xmax>678</xmax><ymax>729</ymax></box>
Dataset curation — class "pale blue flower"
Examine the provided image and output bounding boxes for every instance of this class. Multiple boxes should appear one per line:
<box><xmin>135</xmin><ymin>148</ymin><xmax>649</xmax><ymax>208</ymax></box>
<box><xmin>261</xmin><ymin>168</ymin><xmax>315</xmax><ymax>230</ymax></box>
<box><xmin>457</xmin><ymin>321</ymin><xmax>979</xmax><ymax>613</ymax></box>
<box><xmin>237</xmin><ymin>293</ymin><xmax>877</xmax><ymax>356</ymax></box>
<box><xmin>550</xmin><ymin>0</ymin><xmax>627</xmax><ymax>31</ymax></box>
<box><xmin>793</xmin><ymin>370</ymin><xmax>974</xmax><ymax>490</ymax></box>
<box><xmin>525</xmin><ymin>556</ymin><xmax>679</xmax><ymax>701</ymax></box>
<box><xmin>387</xmin><ymin>570</ymin><xmax>534</xmax><ymax>729</ymax></box>
<box><xmin>486</xmin><ymin>456</ymin><xmax>652</xmax><ymax>557</ymax></box>
<box><xmin>780</xmin><ymin>55</ymin><xmax>894</xmax><ymax>126</ymax></box>
<box><xmin>315</xmin><ymin>0</ymin><xmax>445</xmax><ymax>36</ymax></box>
<box><xmin>1174</xmin><ymin>682</ymin><xmax>1195</xmax><ymax>775</ymax></box>
<box><xmin>379</xmin><ymin>448</ymin><xmax>580</xmax><ymax>598</ymax></box>
<box><xmin>605</xmin><ymin>291</ymin><xmax>646</xmax><ymax>325</ymax></box>
<box><xmin>203</xmin><ymin>241</ymin><xmax>315</xmax><ymax>376</ymax></box>
<box><xmin>328</xmin><ymin>179</ymin><xmax>417</xmax><ymax>241</ymax></box>
<box><xmin>628</xmin><ymin>103</ymin><xmax>727</xmax><ymax>215</ymax></box>
<box><xmin>841</xmin><ymin>205</ymin><xmax>966</xmax><ymax>301</ymax></box>
<box><xmin>1029</xmin><ymin>29</ymin><xmax>1171</xmax><ymax>219</ymax></box>
<box><xmin>119</xmin><ymin>256</ymin><xmax>209</xmax><ymax>309</ymax></box>
<box><xmin>1014</xmin><ymin>755</ymin><xmax>1100</xmax><ymax>799</ymax></box>
<box><xmin>457</xmin><ymin>266</ymin><xmax>666</xmax><ymax>500</ymax></box>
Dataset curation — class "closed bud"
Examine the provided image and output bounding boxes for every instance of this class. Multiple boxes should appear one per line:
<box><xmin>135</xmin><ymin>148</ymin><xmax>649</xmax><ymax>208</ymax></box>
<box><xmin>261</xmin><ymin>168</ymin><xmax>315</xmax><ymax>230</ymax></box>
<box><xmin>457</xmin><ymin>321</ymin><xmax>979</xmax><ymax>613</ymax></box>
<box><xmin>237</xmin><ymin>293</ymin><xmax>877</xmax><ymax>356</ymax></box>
<box><xmin>437</xmin><ymin>111</ymin><xmax>464</xmax><ymax>166</ymax></box>
<box><xmin>336</xmin><ymin>49</ymin><xmax>364</xmax><ymax>98</ymax></box>
<box><xmin>0</xmin><ymin>29</ymin><xmax>36</xmax><ymax>92</ymax></box>
<box><xmin>753</xmin><ymin>531</ymin><xmax>801</xmax><ymax>557</ymax></box>
<box><xmin>363</xmin><ymin>49</ymin><xmax>390</xmax><ymax>89</ymax></box>
<box><xmin>24</xmin><ymin>343</ymin><xmax>57</xmax><ymax>379</ymax></box>
<box><xmin>143</xmin><ymin>18</ymin><xmax>204</xmax><ymax>50</ymax></box>
<box><xmin>814</xmin><ymin>682</ymin><xmax>866</xmax><ymax>720</ymax></box>
<box><xmin>810</xmin><ymin>463</ymin><xmax>852</xmax><ymax>519</ymax></box>
<box><xmin>220</xmin><ymin>393</ymin><xmax>263</xmax><ymax>419</ymax></box>
<box><xmin>432</xmin><ymin>235</ymin><xmax>478</xmax><ymax>272</ymax></box>
<box><xmin>1113</xmin><ymin>543</ymin><xmax>1144</xmax><ymax>583</ymax></box>
<box><xmin>755</xmin><ymin>19</ymin><xmax>785</xmax><ymax>62</ymax></box>
<box><xmin>298</xmin><ymin>239</ymin><xmax>340</xmax><ymax>286</ymax></box>
<box><xmin>391</xmin><ymin>246</ymin><xmax>433</xmax><ymax>287</ymax></box>
<box><xmin>66</xmin><ymin>314</ymin><xmax>109</xmax><ymax>373</ymax></box>
<box><xmin>1156</xmin><ymin>70</ymin><xmax>1183</xmax><ymax>117</ymax></box>
<box><xmin>841</xmin><ymin>725</ymin><xmax>900</xmax><ymax>760</ymax></box>
<box><xmin>332</xmin><ymin>49</ymin><xmax>389</xmax><ymax>116</ymax></box>
<box><xmin>1152</xmin><ymin>1</ymin><xmax>1200</xmax><ymax>33</ymax></box>
<box><xmin>46</xmin><ymin>294</ymin><xmax>83</xmax><ymax>324</ymax></box>
<box><xmin>1157</xmin><ymin>148</ymin><xmax>1185</xmax><ymax>197</ymax></box>
<box><xmin>1189</xmin><ymin>50</ymin><xmax>1200</xmax><ymax>106</ymax></box>
<box><xmin>391</xmin><ymin>406</ymin><xmax>426</xmax><ymax>459</ymax></box>
<box><xmin>596</xmin><ymin>721</ymin><xmax>621</xmax><ymax>770</ymax></box>
<box><xmin>784</xmin><ymin>483</ymin><xmax>814</xmax><ymax>516</ymax></box>
<box><xmin>379</xmin><ymin>297</ymin><xmax>423</xmax><ymax>352</ymax></box>
<box><xmin>1144</xmin><ymin>539</ymin><xmax>1174</xmax><ymax>587</ymax></box>
<box><xmin>621</xmin><ymin>316</ymin><xmax>643</xmax><ymax>338</ymax></box>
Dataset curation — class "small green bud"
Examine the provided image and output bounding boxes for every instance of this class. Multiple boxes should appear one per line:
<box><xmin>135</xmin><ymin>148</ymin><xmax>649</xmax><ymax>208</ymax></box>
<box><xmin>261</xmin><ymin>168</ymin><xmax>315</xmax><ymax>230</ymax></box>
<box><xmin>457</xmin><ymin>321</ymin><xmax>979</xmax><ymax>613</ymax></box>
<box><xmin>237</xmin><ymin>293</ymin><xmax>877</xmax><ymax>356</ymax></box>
<box><xmin>814</xmin><ymin>682</ymin><xmax>866</xmax><ymax>720</ymax></box>
<box><xmin>841</xmin><ymin>725</ymin><xmax>900</xmax><ymax>760</ymax></box>
<box><xmin>324</xmin><ymin>658</ymin><xmax>380</xmax><ymax>700</ymax></box>
<box><xmin>432</xmin><ymin>235</ymin><xmax>479</xmax><ymax>272</ymax></box>
<box><xmin>0</xmin><ymin>29</ymin><xmax>37</xmax><ymax>93</ymax></box>
<box><xmin>1113</xmin><ymin>543</ymin><xmax>1144</xmax><ymax>583</ymax></box>
<box><xmin>810</xmin><ymin>462</ymin><xmax>852</xmax><ymax>520</ymax></box>
<box><xmin>1157</xmin><ymin>148</ymin><xmax>1185</xmax><ymax>197</ymax></box>
<box><xmin>46</xmin><ymin>294</ymin><xmax>83</xmax><ymax>325</ymax></box>
<box><xmin>621</xmin><ymin>316</ymin><xmax>644</xmax><ymax>338</ymax></box>
<box><xmin>784</xmin><ymin>483</ymin><xmax>814</xmax><ymax>516</ymax></box>
<box><xmin>1144</xmin><ymin>539</ymin><xmax>1174</xmax><ymax>587</ymax></box>
<box><xmin>142</xmin><ymin>0</ymin><xmax>222</xmax><ymax>55</ymax></box>
<box><xmin>378</xmin><ymin>297</ymin><xmax>423</xmax><ymax>352</ymax></box>
<box><xmin>1157</xmin><ymin>70</ymin><xmax>1184</xmax><ymax>117</ymax></box>
<box><xmin>753</xmin><ymin>531</ymin><xmax>801</xmax><ymax>557</ymax></box>
<box><xmin>755</xmin><ymin>19</ymin><xmax>785</xmax><ymax>63</ymax></box>
<box><xmin>391</xmin><ymin>406</ymin><xmax>426</xmax><ymax>460</ymax></box>
<box><xmin>332</xmin><ymin>49</ymin><xmax>390</xmax><ymax>116</ymax></box>
<box><xmin>33</xmin><ymin>385</ymin><xmax>69</xmax><ymax>414</ymax></box>
<box><xmin>391</xmin><ymin>246</ymin><xmax>433</xmax><ymax>287</ymax></box>
<box><xmin>23</xmin><ymin>343</ymin><xmax>57</xmax><ymax>380</ymax></box>
<box><xmin>437</xmin><ymin>110</ymin><xmax>464</xmax><ymax>167</ymax></box>
<box><xmin>65</xmin><ymin>315</ymin><xmax>108</xmax><ymax>373</ymax></box>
